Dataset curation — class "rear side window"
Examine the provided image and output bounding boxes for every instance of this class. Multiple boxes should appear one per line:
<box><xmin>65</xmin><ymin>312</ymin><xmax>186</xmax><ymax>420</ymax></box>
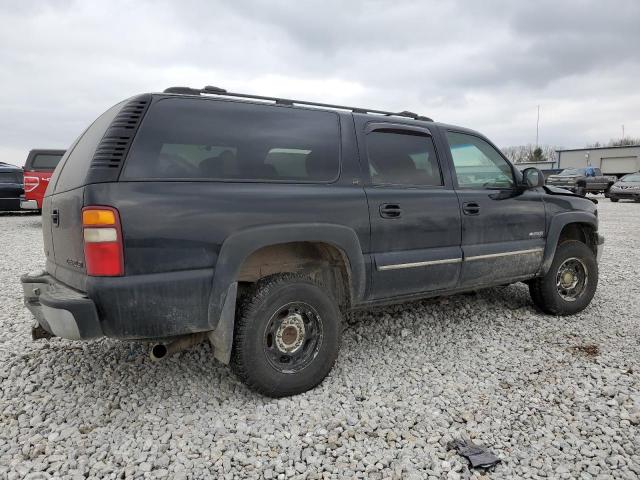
<box><xmin>122</xmin><ymin>98</ymin><xmax>340</xmax><ymax>182</ymax></box>
<box><xmin>53</xmin><ymin>101</ymin><xmax>125</xmax><ymax>193</ymax></box>
<box><xmin>31</xmin><ymin>154</ymin><xmax>63</xmax><ymax>170</ymax></box>
<box><xmin>366</xmin><ymin>130</ymin><xmax>443</xmax><ymax>186</ymax></box>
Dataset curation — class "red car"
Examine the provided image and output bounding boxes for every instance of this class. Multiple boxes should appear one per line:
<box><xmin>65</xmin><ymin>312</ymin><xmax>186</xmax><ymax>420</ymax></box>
<box><xmin>21</xmin><ymin>149</ymin><xmax>65</xmax><ymax>211</ymax></box>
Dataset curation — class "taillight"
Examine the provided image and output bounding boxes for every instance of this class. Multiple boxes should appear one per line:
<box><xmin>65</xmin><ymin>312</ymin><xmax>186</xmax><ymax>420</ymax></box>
<box><xmin>23</xmin><ymin>175</ymin><xmax>39</xmax><ymax>193</ymax></box>
<box><xmin>82</xmin><ymin>206</ymin><xmax>124</xmax><ymax>276</ymax></box>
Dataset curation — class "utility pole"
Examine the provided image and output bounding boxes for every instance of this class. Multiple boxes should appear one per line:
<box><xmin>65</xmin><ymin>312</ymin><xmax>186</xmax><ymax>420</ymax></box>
<box><xmin>536</xmin><ymin>105</ymin><xmax>540</xmax><ymax>147</ymax></box>
<box><xmin>622</xmin><ymin>124</ymin><xmax>625</xmax><ymax>139</ymax></box>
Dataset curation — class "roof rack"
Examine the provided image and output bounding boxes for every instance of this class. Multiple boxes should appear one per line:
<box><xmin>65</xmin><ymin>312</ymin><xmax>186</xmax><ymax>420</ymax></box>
<box><xmin>163</xmin><ymin>86</ymin><xmax>433</xmax><ymax>122</ymax></box>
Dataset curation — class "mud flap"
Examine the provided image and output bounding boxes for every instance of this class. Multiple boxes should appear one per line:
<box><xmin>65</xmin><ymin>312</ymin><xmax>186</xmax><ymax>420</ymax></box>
<box><xmin>208</xmin><ymin>282</ymin><xmax>237</xmax><ymax>364</ymax></box>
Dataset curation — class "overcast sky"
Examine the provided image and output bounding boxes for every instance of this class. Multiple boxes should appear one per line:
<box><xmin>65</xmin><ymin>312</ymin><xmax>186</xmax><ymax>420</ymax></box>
<box><xmin>1</xmin><ymin>0</ymin><xmax>639</xmax><ymax>165</ymax></box>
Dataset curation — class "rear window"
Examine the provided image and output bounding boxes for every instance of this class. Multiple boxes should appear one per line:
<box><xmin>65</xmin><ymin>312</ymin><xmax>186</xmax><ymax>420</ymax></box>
<box><xmin>53</xmin><ymin>101</ymin><xmax>125</xmax><ymax>193</ymax></box>
<box><xmin>31</xmin><ymin>154</ymin><xmax>63</xmax><ymax>170</ymax></box>
<box><xmin>122</xmin><ymin>98</ymin><xmax>340</xmax><ymax>182</ymax></box>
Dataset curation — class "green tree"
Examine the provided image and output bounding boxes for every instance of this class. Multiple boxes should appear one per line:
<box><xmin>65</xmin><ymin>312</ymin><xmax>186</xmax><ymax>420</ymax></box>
<box><xmin>530</xmin><ymin>147</ymin><xmax>546</xmax><ymax>162</ymax></box>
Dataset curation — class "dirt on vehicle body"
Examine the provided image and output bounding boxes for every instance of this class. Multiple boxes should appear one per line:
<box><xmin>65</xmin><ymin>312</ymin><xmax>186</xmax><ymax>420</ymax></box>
<box><xmin>22</xmin><ymin>86</ymin><xmax>604</xmax><ymax>396</ymax></box>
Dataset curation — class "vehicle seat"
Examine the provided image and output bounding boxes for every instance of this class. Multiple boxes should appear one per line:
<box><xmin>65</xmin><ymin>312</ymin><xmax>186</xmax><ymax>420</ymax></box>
<box><xmin>305</xmin><ymin>152</ymin><xmax>327</xmax><ymax>179</ymax></box>
<box><xmin>372</xmin><ymin>153</ymin><xmax>417</xmax><ymax>184</ymax></box>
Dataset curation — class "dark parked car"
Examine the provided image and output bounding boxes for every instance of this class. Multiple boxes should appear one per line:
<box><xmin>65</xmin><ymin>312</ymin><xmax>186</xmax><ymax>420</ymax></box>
<box><xmin>608</xmin><ymin>172</ymin><xmax>640</xmax><ymax>202</ymax></box>
<box><xmin>0</xmin><ymin>162</ymin><xmax>24</xmax><ymax>211</ymax></box>
<box><xmin>546</xmin><ymin>167</ymin><xmax>616</xmax><ymax>195</ymax></box>
<box><xmin>22</xmin><ymin>86</ymin><xmax>604</xmax><ymax>397</ymax></box>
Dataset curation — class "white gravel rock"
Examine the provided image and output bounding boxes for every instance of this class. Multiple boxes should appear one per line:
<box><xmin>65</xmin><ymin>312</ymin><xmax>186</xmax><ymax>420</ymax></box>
<box><xmin>1</xmin><ymin>199</ymin><xmax>640</xmax><ymax>478</ymax></box>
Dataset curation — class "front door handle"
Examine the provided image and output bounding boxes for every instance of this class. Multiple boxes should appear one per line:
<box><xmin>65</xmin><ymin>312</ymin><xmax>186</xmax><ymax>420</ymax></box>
<box><xmin>462</xmin><ymin>201</ymin><xmax>480</xmax><ymax>215</ymax></box>
<box><xmin>379</xmin><ymin>203</ymin><xmax>402</xmax><ymax>219</ymax></box>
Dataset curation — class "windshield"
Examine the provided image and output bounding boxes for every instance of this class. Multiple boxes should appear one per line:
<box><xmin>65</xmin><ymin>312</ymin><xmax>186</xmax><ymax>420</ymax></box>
<box><xmin>559</xmin><ymin>169</ymin><xmax>583</xmax><ymax>176</ymax></box>
<box><xmin>621</xmin><ymin>173</ymin><xmax>640</xmax><ymax>182</ymax></box>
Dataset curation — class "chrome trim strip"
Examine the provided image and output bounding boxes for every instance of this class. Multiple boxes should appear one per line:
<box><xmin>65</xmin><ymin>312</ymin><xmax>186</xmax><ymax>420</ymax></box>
<box><xmin>377</xmin><ymin>248</ymin><xmax>544</xmax><ymax>271</ymax></box>
<box><xmin>465</xmin><ymin>248</ymin><xmax>544</xmax><ymax>262</ymax></box>
<box><xmin>377</xmin><ymin>257</ymin><xmax>462</xmax><ymax>271</ymax></box>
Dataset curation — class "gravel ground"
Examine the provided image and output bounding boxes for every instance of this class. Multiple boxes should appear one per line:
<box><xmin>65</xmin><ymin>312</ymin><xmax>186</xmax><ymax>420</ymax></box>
<box><xmin>1</xmin><ymin>198</ymin><xmax>639</xmax><ymax>480</ymax></box>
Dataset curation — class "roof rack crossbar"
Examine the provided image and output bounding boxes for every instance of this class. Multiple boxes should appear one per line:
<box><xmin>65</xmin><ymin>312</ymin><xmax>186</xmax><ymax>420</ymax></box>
<box><xmin>163</xmin><ymin>86</ymin><xmax>433</xmax><ymax>122</ymax></box>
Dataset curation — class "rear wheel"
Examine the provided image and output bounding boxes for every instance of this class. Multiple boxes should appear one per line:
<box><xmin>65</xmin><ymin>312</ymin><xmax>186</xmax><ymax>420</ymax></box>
<box><xmin>231</xmin><ymin>273</ymin><xmax>342</xmax><ymax>397</ymax></box>
<box><xmin>529</xmin><ymin>240</ymin><xmax>598</xmax><ymax>315</ymax></box>
<box><xmin>610</xmin><ymin>197</ymin><xmax>619</xmax><ymax>202</ymax></box>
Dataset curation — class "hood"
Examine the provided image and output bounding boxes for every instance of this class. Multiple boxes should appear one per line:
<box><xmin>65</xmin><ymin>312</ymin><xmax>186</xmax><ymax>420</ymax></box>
<box><xmin>613</xmin><ymin>181</ymin><xmax>640</xmax><ymax>188</ymax></box>
<box><xmin>548</xmin><ymin>174</ymin><xmax>578</xmax><ymax>180</ymax></box>
<box><xmin>543</xmin><ymin>185</ymin><xmax>598</xmax><ymax>204</ymax></box>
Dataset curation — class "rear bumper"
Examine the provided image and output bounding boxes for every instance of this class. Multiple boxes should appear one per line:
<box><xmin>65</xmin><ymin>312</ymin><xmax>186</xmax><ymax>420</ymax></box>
<box><xmin>20</xmin><ymin>199</ymin><xmax>39</xmax><ymax>210</ymax></box>
<box><xmin>0</xmin><ymin>197</ymin><xmax>21</xmax><ymax>211</ymax></box>
<box><xmin>21</xmin><ymin>268</ymin><xmax>214</xmax><ymax>340</ymax></box>
<box><xmin>609</xmin><ymin>191</ymin><xmax>640</xmax><ymax>200</ymax></box>
<box><xmin>21</xmin><ymin>272</ymin><xmax>102</xmax><ymax>339</ymax></box>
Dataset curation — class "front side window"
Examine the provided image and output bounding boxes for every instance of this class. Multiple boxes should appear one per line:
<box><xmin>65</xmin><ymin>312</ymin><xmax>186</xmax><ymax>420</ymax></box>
<box><xmin>123</xmin><ymin>98</ymin><xmax>340</xmax><ymax>182</ymax></box>
<box><xmin>447</xmin><ymin>131</ymin><xmax>514</xmax><ymax>189</ymax></box>
<box><xmin>366</xmin><ymin>130</ymin><xmax>443</xmax><ymax>186</ymax></box>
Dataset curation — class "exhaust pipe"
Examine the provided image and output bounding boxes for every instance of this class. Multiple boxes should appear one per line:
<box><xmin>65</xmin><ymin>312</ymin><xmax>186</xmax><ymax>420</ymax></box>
<box><xmin>150</xmin><ymin>332</ymin><xmax>208</xmax><ymax>361</ymax></box>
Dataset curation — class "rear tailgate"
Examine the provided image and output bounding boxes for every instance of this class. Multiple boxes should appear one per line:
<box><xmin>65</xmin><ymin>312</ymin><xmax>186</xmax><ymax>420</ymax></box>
<box><xmin>44</xmin><ymin>99</ymin><xmax>140</xmax><ymax>291</ymax></box>
<box><xmin>23</xmin><ymin>150</ymin><xmax>65</xmax><ymax>205</ymax></box>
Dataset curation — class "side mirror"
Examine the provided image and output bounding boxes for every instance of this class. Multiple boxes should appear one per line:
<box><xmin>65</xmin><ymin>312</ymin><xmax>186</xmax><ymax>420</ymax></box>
<box><xmin>522</xmin><ymin>167</ymin><xmax>545</xmax><ymax>188</ymax></box>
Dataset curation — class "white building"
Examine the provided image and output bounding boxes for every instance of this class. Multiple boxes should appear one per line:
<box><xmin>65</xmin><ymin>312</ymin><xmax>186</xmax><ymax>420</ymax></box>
<box><xmin>556</xmin><ymin>145</ymin><xmax>640</xmax><ymax>177</ymax></box>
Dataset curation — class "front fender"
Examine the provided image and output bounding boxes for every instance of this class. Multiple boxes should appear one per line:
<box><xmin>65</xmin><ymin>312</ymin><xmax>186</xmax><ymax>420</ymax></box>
<box><xmin>540</xmin><ymin>211</ymin><xmax>598</xmax><ymax>275</ymax></box>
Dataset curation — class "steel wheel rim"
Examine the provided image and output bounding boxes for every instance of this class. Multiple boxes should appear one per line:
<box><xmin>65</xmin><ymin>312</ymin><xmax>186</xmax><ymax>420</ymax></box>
<box><xmin>263</xmin><ymin>302</ymin><xmax>323</xmax><ymax>374</ymax></box>
<box><xmin>556</xmin><ymin>257</ymin><xmax>588</xmax><ymax>302</ymax></box>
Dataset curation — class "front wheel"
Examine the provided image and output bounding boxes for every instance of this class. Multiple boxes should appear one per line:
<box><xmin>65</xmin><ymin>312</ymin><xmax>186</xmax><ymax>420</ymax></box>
<box><xmin>529</xmin><ymin>240</ymin><xmax>598</xmax><ymax>315</ymax></box>
<box><xmin>231</xmin><ymin>273</ymin><xmax>342</xmax><ymax>397</ymax></box>
<box><xmin>610</xmin><ymin>197</ymin><xmax>619</xmax><ymax>202</ymax></box>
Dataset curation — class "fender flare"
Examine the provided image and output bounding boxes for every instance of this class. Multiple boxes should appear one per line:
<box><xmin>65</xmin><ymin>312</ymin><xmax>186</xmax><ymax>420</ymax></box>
<box><xmin>206</xmin><ymin>223</ymin><xmax>366</xmax><ymax>363</ymax></box>
<box><xmin>540</xmin><ymin>211</ymin><xmax>598</xmax><ymax>275</ymax></box>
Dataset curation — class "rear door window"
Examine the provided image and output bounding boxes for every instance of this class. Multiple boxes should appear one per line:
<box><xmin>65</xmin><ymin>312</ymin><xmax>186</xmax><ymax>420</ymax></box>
<box><xmin>365</xmin><ymin>130</ymin><xmax>443</xmax><ymax>186</ymax></box>
<box><xmin>31</xmin><ymin>154</ymin><xmax>63</xmax><ymax>170</ymax></box>
<box><xmin>122</xmin><ymin>98</ymin><xmax>340</xmax><ymax>182</ymax></box>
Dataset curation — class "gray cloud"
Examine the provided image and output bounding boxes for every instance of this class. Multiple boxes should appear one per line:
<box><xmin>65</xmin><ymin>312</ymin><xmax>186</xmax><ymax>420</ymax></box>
<box><xmin>1</xmin><ymin>0</ymin><xmax>639</xmax><ymax>165</ymax></box>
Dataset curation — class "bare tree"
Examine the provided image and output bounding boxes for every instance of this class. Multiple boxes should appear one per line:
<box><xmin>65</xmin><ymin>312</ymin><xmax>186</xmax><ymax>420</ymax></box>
<box><xmin>587</xmin><ymin>137</ymin><xmax>640</xmax><ymax>148</ymax></box>
<box><xmin>501</xmin><ymin>144</ymin><xmax>558</xmax><ymax>164</ymax></box>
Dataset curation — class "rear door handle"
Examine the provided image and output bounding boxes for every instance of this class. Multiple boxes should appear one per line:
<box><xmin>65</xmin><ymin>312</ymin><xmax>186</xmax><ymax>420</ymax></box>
<box><xmin>379</xmin><ymin>203</ymin><xmax>402</xmax><ymax>219</ymax></box>
<box><xmin>51</xmin><ymin>208</ymin><xmax>59</xmax><ymax>227</ymax></box>
<box><xmin>462</xmin><ymin>201</ymin><xmax>480</xmax><ymax>215</ymax></box>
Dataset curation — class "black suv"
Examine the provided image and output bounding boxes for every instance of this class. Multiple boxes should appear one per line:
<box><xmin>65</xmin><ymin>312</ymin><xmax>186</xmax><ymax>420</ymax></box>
<box><xmin>22</xmin><ymin>86</ymin><xmax>604</xmax><ymax>397</ymax></box>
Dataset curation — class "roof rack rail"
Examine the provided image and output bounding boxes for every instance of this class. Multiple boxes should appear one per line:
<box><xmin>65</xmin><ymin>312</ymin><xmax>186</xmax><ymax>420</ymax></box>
<box><xmin>162</xmin><ymin>85</ymin><xmax>433</xmax><ymax>122</ymax></box>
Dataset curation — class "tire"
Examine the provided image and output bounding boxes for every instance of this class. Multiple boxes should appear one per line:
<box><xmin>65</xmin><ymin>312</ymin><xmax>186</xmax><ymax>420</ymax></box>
<box><xmin>529</xmin><ymin>240</ymin><xmax>598</xmax><ymax>315</ymax></box>
<box><xmin>610</xmin><ymin>198</ymin><xmax>619</xmax><ymax>202</ymax></box>
<box><xmin>231</xmin><ymin>273</ymin><xmax>342</xmax><ymax>397</ymax></box>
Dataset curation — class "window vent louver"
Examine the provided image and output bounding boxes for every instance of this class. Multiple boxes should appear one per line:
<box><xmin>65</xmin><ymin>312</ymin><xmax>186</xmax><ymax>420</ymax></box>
<box><xmin>90</xmin><ymin>95</ymin><xmax>151</xmax><ymax>172</ymax></box>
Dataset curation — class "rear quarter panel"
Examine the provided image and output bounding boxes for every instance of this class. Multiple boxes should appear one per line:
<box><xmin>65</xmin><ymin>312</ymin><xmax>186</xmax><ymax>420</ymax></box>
<box><xmin>84</xmin><ymin>181</ymin><xmax>371</xmax><ymax>276</ymax></box>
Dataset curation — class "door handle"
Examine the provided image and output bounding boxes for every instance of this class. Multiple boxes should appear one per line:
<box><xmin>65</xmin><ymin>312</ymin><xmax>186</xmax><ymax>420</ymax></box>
<box><xmin>51</xmin><ymin>208</ymin><xmax>60</xmax><ymax>227</ymax></box>
<box><xmin>462</xmin><ymin>201</ymin><xmax>480</xmax><ymax>215</ymax></box>
<box><xmin>379</xmin><ymin>203</ymin><xmax>402</xmax><ymax>219</ymax></box>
